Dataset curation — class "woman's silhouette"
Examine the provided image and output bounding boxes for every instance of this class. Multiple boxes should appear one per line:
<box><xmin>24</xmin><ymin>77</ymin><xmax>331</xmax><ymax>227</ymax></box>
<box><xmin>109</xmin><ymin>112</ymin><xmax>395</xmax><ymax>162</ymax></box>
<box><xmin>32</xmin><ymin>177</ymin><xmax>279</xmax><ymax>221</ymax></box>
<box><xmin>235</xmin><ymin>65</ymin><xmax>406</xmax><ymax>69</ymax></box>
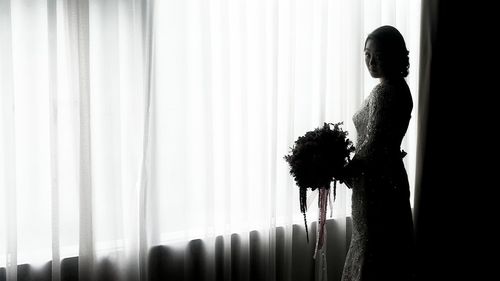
<box><xmin>341</xmin><ymin>25</ymin><xmax>416</xmax><ymax>281</ymax></box>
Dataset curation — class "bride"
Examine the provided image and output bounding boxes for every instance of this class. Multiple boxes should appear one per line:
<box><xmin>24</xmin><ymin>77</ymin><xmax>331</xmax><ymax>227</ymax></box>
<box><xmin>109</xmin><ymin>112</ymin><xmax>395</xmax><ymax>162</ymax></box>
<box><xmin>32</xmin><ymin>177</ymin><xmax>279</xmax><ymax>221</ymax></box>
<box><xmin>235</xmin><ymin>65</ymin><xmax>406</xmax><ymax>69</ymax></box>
<box><xmin>341</xmin><ymin>25</ymin><xmax>416</xmax><ymax>281</ymax></box>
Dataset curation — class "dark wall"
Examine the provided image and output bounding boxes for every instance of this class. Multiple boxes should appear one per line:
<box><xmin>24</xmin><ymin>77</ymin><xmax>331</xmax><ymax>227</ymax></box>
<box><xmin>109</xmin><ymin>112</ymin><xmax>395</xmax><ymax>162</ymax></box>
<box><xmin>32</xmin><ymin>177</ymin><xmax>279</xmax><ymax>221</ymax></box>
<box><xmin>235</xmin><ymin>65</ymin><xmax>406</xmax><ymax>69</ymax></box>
<box><xmin>414</xmin><ymin>1</ymin><xmax>491</xmax><ymax>280</ymax></box>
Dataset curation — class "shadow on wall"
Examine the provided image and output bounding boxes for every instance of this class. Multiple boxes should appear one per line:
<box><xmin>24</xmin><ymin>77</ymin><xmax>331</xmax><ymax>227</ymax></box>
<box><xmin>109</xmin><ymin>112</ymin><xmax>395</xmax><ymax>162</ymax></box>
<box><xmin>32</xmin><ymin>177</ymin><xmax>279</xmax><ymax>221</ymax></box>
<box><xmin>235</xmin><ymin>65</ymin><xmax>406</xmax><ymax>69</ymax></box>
<box><xmin>0</xmin><ymin>219</ymin><xmax>351</xmax><ymax>281</ymax></box>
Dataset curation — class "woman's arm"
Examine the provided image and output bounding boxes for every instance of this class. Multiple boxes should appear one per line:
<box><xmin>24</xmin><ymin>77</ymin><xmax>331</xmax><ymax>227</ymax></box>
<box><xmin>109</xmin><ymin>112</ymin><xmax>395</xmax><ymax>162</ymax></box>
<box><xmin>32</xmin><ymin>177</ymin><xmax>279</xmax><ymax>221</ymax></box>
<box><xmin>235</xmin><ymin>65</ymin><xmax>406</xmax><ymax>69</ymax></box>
<box><xmin>344</xmin><ymin>85</ymin><xmax>399</xmax><ymax>181</ymax></box>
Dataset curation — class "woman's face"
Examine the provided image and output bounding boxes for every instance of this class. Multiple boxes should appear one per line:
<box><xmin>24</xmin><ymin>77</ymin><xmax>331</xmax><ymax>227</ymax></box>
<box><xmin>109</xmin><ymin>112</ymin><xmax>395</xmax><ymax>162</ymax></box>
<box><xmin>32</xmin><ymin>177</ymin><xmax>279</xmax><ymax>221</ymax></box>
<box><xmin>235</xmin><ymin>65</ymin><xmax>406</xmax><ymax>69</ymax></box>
<box><xmin>364</xmin><ymin>38</ymin><xmax>385</xmax><ymax>78</ymax></box>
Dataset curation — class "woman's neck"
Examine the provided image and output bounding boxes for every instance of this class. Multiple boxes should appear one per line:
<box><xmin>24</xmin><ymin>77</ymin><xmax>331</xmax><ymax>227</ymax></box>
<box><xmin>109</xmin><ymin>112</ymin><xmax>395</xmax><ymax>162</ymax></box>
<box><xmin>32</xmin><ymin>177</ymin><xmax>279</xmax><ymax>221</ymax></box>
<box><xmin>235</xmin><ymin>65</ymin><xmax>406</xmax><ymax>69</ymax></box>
<box><xmin>380</xmin><ymin>76</ymin><xmax>404</xmax><ymax>84</ymax></box>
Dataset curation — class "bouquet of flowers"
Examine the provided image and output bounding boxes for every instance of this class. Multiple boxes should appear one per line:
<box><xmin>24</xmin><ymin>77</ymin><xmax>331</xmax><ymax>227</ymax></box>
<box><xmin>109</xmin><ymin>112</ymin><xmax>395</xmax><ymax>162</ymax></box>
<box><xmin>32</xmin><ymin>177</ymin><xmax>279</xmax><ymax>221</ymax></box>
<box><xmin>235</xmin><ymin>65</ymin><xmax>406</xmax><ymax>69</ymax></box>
<box><xmin>284</xmin><ymin>122</ymin><xmax>354</xmax><ymax>257</ymax></box>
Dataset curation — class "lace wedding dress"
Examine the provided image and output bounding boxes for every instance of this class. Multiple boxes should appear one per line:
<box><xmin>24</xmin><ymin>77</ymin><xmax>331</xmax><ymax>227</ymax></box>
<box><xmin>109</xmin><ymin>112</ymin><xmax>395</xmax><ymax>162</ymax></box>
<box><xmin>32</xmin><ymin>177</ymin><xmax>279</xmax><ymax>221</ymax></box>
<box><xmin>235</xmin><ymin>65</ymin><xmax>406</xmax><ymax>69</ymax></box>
<box><xmin>341</xmin><ymin>79</ymin><xmax>416</xmax><ymax>281</ymax></box>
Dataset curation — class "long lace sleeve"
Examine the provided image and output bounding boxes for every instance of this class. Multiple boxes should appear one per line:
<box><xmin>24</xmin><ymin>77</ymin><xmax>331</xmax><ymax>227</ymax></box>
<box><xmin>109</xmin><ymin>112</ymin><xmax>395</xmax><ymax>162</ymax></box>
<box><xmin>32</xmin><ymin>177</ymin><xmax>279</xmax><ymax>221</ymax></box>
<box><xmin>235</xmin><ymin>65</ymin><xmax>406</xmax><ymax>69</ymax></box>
<box><xmin>353</xmin><ymin>84</ymin><xmax>401</xmax><ymax>165</ymax></box>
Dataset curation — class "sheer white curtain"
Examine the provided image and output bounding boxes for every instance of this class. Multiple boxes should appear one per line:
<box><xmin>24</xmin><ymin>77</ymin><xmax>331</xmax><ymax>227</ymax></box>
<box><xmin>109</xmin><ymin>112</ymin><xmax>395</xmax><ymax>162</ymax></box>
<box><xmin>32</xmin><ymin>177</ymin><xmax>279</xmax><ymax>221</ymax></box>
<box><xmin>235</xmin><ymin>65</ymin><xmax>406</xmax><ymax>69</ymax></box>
<box><xmin>1</xmin><ymin>0</ymin><xmax>152</xmax><ymax>280</ymax></box>
<box><xmin>0</xmin><ymin>0</ymin><xmax>420</xmax><ymax>281</ymax></box>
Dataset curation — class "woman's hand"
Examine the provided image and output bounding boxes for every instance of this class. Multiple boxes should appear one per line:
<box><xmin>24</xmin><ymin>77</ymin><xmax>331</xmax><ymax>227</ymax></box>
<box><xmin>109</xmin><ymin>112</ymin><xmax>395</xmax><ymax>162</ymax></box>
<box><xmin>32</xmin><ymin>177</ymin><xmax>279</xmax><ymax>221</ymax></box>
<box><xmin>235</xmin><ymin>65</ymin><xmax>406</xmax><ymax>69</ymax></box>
<box><xmin>338</xmin><ymin>157</ymin><xmax>363</xmax><ymax>189</ymax></box>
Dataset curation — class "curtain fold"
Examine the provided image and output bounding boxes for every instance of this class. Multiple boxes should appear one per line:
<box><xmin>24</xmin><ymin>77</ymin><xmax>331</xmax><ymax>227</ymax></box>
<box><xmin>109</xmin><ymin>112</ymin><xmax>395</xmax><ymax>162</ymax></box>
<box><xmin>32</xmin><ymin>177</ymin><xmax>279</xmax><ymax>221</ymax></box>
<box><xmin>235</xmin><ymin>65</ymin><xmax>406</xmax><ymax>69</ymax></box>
<box><xmin>47</xmin><ymin>0</ymin><xmax>60</xmax><ymax>280</ymax></box>
<box><xmin>0</xmin><ymin>1</ymin><xmax>421</xmax><ymax>281</ymax></box>
<box><xmin>0</xmin><ymin>2</ymin><xmax>16</xmax><ymax>280</ymax></box>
